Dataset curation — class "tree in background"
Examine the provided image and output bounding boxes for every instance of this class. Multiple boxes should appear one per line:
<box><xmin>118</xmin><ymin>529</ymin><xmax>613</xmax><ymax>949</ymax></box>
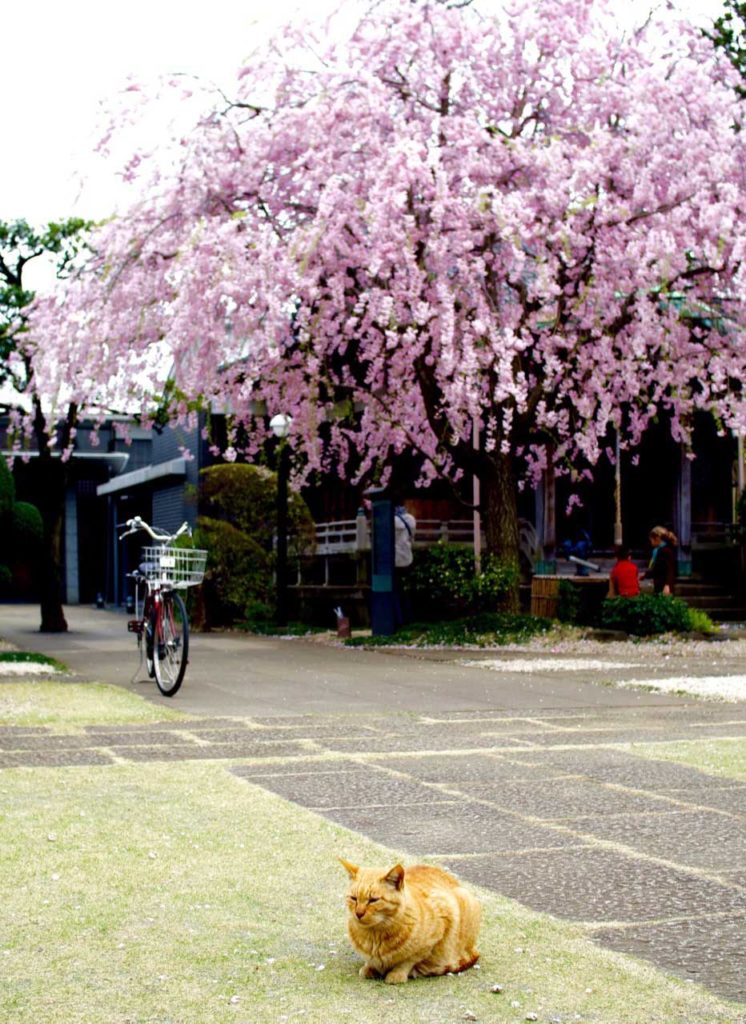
<box><xmin>27</xmin><ymin>0</ymin><xmax>746</xmax><ymax>609</ymax></box>
<box><xmin>196</xmin><ymin>464</ymin><xmax>315</xmax><ymax>627</ymax></box>
<box><xmin>707</xmin><ymin>1</ymin><xmax>746</xmax><ymax>96</ymax></box>
<box><xmin>0</xmin><ymin>218</ymin><xmax>90</xmax><ymax>631</ymax></box>
<box><xmin>0</xmin><ymin>451</ymin><xmax>43</xmax><ymax>597</ymax></box>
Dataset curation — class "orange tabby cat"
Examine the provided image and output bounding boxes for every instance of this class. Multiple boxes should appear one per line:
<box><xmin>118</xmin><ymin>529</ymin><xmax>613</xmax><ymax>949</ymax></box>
<box><xmin>339</xmin><ymin>859</ymin><xmax>481</xmax><ymax>984</ymax></box>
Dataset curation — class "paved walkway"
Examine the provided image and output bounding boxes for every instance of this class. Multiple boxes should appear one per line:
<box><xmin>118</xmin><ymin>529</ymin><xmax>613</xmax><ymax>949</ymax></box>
<box><xmin>1</xmin><ymin>604</ymin><xmax>745</xmax><ymax>1008</ymax></box>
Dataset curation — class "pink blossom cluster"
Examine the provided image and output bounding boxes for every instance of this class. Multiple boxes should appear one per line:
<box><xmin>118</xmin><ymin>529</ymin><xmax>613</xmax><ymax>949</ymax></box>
<box><xmin>27</xmin><ymin>0</ymin><xmax>746</xmax><ymax>493</ymax></box>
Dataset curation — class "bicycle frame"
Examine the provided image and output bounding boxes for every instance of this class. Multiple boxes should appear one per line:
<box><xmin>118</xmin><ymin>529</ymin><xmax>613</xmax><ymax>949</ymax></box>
<box><xmin>121</xmin><ymin>516</ymin><xmax>201</xmax><ymax>697</ymax></box>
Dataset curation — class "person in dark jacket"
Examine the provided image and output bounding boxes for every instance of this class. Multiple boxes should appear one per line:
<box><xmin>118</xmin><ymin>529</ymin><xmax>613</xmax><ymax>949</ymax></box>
<box><xmin>646</xmin><ymin>526</ymin><xmax>678</xmax><ymax>595</ymax></box>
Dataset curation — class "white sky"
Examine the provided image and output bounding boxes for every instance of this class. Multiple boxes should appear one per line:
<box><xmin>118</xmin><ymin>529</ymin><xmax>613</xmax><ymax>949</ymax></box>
<box><xmin>1</xmin><ymin>0</ymin><xmax>725</xmax><ymax>236</ymax></box>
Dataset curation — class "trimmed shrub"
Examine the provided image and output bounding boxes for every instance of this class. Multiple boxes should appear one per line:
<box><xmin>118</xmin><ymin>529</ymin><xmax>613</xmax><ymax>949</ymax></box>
<box><xmin>557</xmin><ymin>579</ymin><xmax>582</xmax><ymax>623</ymax></box>
<box><xmin>601</xmin><ymin>594</ymin><xmax>695</xmax><ymax>636</ymax></box>
<box><xmin>405</xmin><ymin>543</ymin><xmax>519</xmax><ymax>619</ymax></box>
<box><xmin>12</xmin><ymin>501</ymin><xmax>43</xmax><ymax>553</ymax></box>
<box><xmin>199</xmin><ymin>463</ymin><xmax>315</xmax><ymax>555</ymax></box>
<box><xmin>0</xmin><ymin>456</ymin><xmax>15</xmax><ymax>524</ymax></box>
<box><xmin>345</xmin><ymin>611</ymin><xmax>552</xmax><ymax>647</ymax></box>
<box><xmin>194</xmin><ymin>517</ymin><xmax>273</xmax><ymax>628</ymax></box>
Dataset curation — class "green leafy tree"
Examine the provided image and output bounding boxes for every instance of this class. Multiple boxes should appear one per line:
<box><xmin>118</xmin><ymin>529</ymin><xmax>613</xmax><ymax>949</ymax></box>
<box><xmin>197</xmin><ymin>464</ymin><xmax>316</xmax><ymax>627</ymax></box>
<box><xmin>0</xmin><ymin>218</ymin><xmax>91</xmax><ymax>631</ymax></box>
<box><xmin>200</xmin><ymin>464</ymin><xmax>315</xmax><ymax>555</ymax></box>
<box><xmin>707</xmin><ymin>1</ymin><xmax>746</xmax><ymax>97</ymax></box>
<box><xmin>0</xmin><ymin>454</ymin><xmax>43</xmax><ymax>594</ymax></box>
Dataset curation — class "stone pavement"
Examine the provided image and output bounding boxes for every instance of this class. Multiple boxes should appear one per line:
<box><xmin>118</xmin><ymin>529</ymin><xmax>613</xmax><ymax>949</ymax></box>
<box><xmin>1</xmin><ymin>604</ymin><xmax>746</xmax><ymax>1008</ymax></box>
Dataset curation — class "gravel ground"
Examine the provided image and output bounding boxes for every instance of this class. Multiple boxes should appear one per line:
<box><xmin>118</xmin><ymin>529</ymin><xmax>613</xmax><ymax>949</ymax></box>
<box><xmin>460</xmin><ymin>631</ymin><xmax>746</xmax><ymax>702</ymax></box>
<box><xmin>0</xmin><ymin>662</ymin><xmax>61</xmax><ymax>675</ymax></box>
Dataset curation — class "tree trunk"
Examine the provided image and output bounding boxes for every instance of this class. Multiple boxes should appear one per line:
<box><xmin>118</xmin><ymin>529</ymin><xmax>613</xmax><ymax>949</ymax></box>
<box><xmin>480</xmin><ymin>452</ymin><xmax>521</xmax><ymax>613</ymax></box>
<box><xmin>37</xmin><ymin>457</ymin><xmax>68</xmax><ymax>633</ymax></box>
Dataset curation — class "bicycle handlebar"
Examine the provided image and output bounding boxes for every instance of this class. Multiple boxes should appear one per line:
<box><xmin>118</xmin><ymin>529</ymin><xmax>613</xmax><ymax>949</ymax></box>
<box><xmin>118</xmin><ymin>516</ymin><xmax>192</xmax><ymax>544</ymax></box>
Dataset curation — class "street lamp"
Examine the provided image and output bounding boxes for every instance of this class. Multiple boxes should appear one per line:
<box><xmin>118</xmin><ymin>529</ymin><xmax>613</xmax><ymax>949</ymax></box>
<box><xmin>269</xmin><ymin>414</ymin><xmax>292</xmax><ymax>626</ymax></box>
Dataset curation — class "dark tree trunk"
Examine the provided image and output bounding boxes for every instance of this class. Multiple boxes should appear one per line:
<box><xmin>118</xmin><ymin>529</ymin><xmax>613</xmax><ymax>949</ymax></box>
<box><xmin>479</xmin><ymin>452</ymin><xmax>521</xmax><ymax>613</ymax></box>
<box><xmin>37</xmin><ymin>455</ymin><xmax>68</xmax><ymax>633</ymax></box>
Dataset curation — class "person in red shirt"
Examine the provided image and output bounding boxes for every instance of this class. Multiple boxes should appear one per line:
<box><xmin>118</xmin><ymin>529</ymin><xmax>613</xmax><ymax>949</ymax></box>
<box><xmin>608</xmin><ymin>545</ymin><xmax>641</xmax><ymax>597</ymax></box>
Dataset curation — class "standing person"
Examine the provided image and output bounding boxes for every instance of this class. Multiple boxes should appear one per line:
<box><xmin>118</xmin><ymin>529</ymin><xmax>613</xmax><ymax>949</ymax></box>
<box><xmin>646</xmin><ymin>526</ymin><xmax>678</xmax><ymax>596</ymax></box>
<box><xmin>394</xmin><ymin>500</ymin><xmax>416</xmax><ymax>625</ymax></box>
<box><xmin>608</xmin><ymin>545</ymin><xmax>640</xmax><ymax>597</ymax></box>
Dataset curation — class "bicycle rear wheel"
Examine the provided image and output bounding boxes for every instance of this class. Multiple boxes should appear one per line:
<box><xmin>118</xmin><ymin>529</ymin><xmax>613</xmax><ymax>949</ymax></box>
<box><xmin>153</xmin><ymin>591</ymin><xmax>189</xmax><ymax>697</ymax></box>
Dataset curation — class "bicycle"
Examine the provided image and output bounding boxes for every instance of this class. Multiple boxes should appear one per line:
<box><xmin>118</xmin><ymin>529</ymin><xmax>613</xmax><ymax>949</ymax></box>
<box><xmin>119</xmin><ymin>516</ymin><xmax>207</xmax><ymax>697</ymax></box>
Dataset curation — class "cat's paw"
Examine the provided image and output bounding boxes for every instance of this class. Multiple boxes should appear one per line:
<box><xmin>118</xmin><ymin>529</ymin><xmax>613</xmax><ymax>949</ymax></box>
<box><xmin>384</xmin><ymin>967</ymin><xmax>411</xmax><ymax>984</ymax></box>
<box><xmin>359</xmin><ymin>964</ymin><xmax>379</xmax><ymax>979</ymax></box>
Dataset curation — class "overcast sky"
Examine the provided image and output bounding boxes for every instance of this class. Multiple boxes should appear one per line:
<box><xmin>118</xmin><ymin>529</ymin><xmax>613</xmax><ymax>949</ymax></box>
<box><xmin>2</xmin><ymin>0</ymin><xmax>725</xmax><ymax>232</ymax></box>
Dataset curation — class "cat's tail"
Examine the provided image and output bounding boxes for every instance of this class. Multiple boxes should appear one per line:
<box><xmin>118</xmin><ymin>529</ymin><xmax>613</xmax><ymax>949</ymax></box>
<box><xmin>451</xmin><ymin>950</ymin><xmax>480</xmax><ymax>974</ymax></box>
<box><xmin>417</xmin><ymin>951</ymin><xmax>480</xmax><ymax>977</ymax></box>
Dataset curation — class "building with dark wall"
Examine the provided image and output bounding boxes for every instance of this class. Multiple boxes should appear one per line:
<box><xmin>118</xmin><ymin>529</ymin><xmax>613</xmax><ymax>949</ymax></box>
<box><xmin>96</xmin><ymin>417</ymin><xmax>220</xmax><ymax>606</ymax></box>
<box><xmin>1</xmin><ymin>416</ymin><xmax>149</xmax><ymax>605</ymax></box>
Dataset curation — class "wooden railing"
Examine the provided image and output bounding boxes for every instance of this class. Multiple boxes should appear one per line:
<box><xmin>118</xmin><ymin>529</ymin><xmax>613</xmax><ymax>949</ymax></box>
<box><xmin>289</xmin><ymin>517</ymin><xmax>540</xmax><ymax>588</ymax></box>
<box><xmin>313</xmin><ymin>517</ymin><xmax>495</xmax><ymax>554</ymax></box>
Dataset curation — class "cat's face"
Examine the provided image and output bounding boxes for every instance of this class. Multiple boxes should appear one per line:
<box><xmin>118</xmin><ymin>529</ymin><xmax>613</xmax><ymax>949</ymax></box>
<box><xmin>340</xmin><ymin>860</ymin><xmax>404</xmax><ymax>927</ymax></box>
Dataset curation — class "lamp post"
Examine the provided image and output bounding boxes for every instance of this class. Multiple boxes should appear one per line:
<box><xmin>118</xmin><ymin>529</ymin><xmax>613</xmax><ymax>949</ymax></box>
<box><xmin>269</xmin><ymin>413</ymin><xmax>292</xmax><ymax>626</ymax></box>
<box><xmin>614</xmin><ymin>427</ymin><xmax>623</xmax><ymax>547</ymax></box>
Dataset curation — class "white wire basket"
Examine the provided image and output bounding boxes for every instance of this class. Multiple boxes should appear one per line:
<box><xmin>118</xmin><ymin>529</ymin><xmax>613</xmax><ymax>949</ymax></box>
<box><xmin>141</xmin><ymin>546</ymin><xmax>208</xmax><ymax>588</ymax></box>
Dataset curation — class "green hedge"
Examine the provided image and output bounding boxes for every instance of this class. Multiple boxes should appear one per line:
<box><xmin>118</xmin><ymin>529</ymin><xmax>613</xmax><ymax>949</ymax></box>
<box><xmin>601</xmin><ymin>594</ymin><xmax>714</xmax><ymax>636</ymax></box>
<box><xmin>200</xmin><ymin>463</ymin><xmax>315</xmax><ymax>555</ymax></box>
<box><xmin>405</xmin><ymin>543</ymin><xmax>519</xmax><ymax>619</ymax></box>
<box><xmin>193</xmin><ymin>517</ymin><xmax>273</xmax><ymax>628</ymax></box>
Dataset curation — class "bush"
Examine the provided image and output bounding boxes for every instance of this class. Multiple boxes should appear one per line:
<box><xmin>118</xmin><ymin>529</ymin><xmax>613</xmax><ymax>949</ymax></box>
<box><xmin>0</xmin><ymin>456</ymin><xmax>15</xmax><ymax>525</ymax></box>
<box><xmin>345</xmin><ymin>612</ymin><xmax>552</xmax><ymax>647</ymax></box>
<box><xmin>557</xmin><ymin>579</ymin><xmax>581</xmax><ymax>623</ymax></box>
<box><xmin>12</xmin><ymin>501</ymin><xmax>43</xmax><ymax>553</ymax></box>
<box><xmin>199</xmin><ymin>463</ymin><xmax>315</xmax><ymax>555</ymax></box>
<box><xmin>405</xmin><ymin>543</ymin><xmax>519</xmax><ymax>619</ymax></box>
<box><xmin>685</xmin><ymin>607</ymin><xmax>717</xmax><ymax>635</ymax></box>
<box><xmin>193</xmin><ymin>517</ymin><xmax>273</xmax><ymax>628</ymax></box>
<box><xmin>601</xmin><ymin>594</ymin><xmax>700</xmax><ymax>636</ymax></box>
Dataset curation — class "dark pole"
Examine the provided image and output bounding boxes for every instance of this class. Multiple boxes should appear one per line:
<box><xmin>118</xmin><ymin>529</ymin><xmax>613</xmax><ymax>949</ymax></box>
<box><xmin>275</xmin><ymin>441</ymin><xmax>289</xmax><ymax>627</ymax></box>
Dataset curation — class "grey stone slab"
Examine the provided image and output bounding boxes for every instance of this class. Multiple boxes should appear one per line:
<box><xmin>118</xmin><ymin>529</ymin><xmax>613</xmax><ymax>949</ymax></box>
<box><xmin>85</xmin><ymin>719</ymin><xmax>236</xmax><ymax>732</ymax></box>
<box><xmin>96</xmin><ymin>730</ymin><xmax>202</xmax><ymax>747</ymax></box>
<box><xmin>323</xmin><ymin>800</ymin><xmax>578</xmax><ymax>855</ymax></box>
<box><xmin>119</xmin><ymin>741</ymin><xmax>310</xmax><ymax>762</ymax></box>
<box><xmin>506</xmin><ymin>749</ymin><xmax>738</xmax><ymax>789</ymax></box>
<box><xmin>243</xmin><ymin>769</ymin><xmax>446</xmax><ymax>809</ymax></box>
<box><xmin>0</xmin><ymin>733</ymin><xmax>107</xmax><ymax>751</ymax></box>
<box><xmin>719</xmin><ymin>870</ymin><xmax>746</xmax><ymax>888</ymax></box>
<box><xmin>177</xmin><ymin>728</ymin><xmax>280</xmax><ymax>743</ymax></box>
<box><xmin>659</xmin><ymin>786</ymin><xmax>746</xmax><ymax>816</ymax></box>
<box><xmin>0</xmin><ymin>749</ymin><xmax>115</xmax><ymax>768</ymax></box>
<box><xmin>320</xmin><ymin>733</ymin><xmax>534</xmax><ymax>754</ymax></box>
<box><xmin>366</xmin><ymin>753</ymin><xmax>573</xmax><ymax>785</ymax></box>
<box><xmin>567</xmin><ymin>810</ymin><xmax>746</xmax><ymax>872</ymax></box>
<box><xmin>473</xmin><ymin>779</ymin><xmax>679</xmax><ymax>820</ymax></box>
<box><xmin>0</xmin><ymin>726</ymin><xmax>51</xmax><ymax>735</ymax></box>
<box><xmin>249</xmin><ymin>714</ymin><xmax>393</xmax><ymax>730</ymax></box>
<box><xmin>593</xmin><ymin>914</ymin><xmax>746</xmax><ymax>1004</ymax></box>
<box><xmin>246</xmin><ymin>725</ymin><xmax>388</xmax><ymax>740</ymax></box>
<box><xmin>440</xmin><ymin>849</ymin><xmax>744</xmax><ymax>923</ymax></box>
<box><xmin>521</xmin><ymin>727</ymin><xmax>679</xmax><ymax>747</ymax></box>
<box><xmin>232</xmin><ymin>758</ymin><xmax>368</xmax><ymax>779</ymax></box>
<box><xmin>674</xmin><ymin>721</ymin><xmax>746</xmax><ymax>739</ymax></box>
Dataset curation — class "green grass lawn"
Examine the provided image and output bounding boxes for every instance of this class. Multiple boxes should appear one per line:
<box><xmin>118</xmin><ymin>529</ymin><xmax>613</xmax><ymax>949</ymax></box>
<box><xmin>0</xmin><ymin>682</ymin><xmax>743</xmax><ymax>1024</ymax></box>
<box><xmin>631</xmin><ymin>737</ymin><xmax>746</xmax><ymax>783</ymax></box>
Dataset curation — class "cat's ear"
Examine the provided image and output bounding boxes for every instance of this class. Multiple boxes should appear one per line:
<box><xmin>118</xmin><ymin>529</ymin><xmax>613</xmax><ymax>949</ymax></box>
<box><xmin>339</xmin><ymin>858</ymin><xmax>359</xmax><ymax>878</ymax></box>
<box><xmin>383</xmin><ymin>864</ymin><xmax>405</xmax><ymax>890</ymax></box>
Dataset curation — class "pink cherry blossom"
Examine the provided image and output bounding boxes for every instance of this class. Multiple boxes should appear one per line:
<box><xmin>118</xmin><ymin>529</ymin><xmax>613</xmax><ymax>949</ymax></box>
<box><xmin>25</xmin><ymin>0</ymin><xmax>746</xmax><ymax>586</ymax></box>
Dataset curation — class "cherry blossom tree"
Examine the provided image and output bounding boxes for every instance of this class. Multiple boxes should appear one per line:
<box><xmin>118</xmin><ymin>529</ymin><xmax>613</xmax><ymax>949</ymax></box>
<box><xmin>27</xmin><ymin>0</ymin><xmax>746</xmax><ymax>606</ymax></box>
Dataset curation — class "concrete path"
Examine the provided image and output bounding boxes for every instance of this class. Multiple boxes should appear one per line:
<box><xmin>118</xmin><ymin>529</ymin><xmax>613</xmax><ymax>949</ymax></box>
<box><xmin>2</xmin><ymin>603</ymin><xmax>745</xmax><ymax>1008</ymax></box>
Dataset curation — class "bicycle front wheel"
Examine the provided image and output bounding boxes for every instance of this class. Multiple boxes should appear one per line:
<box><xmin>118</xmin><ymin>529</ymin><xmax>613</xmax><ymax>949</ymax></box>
<box><xmin>153</xmin><ymin>592</ymin><xmax>189</xmax><ymax>697</ymax></box>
